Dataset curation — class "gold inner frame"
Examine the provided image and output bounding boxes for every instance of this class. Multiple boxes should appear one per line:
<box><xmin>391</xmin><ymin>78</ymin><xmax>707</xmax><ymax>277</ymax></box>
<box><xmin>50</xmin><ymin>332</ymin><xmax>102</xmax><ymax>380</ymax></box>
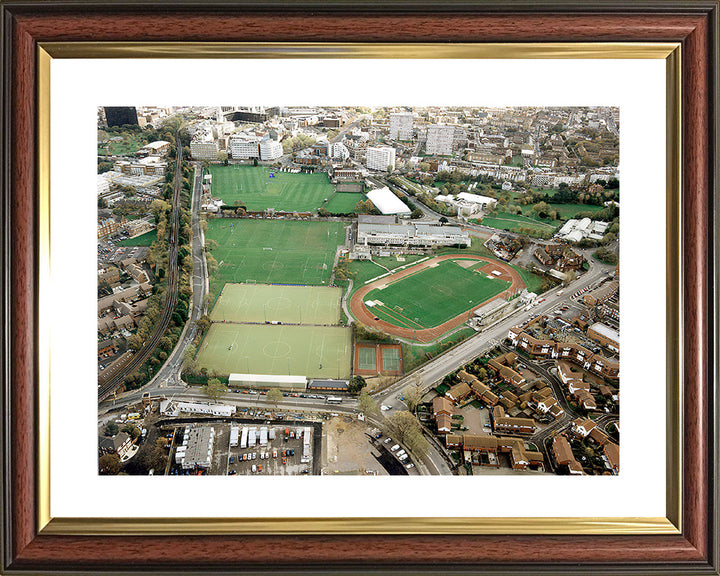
<box><xmin>36</xmin><ymin>42</ymin><xmax>682</xmax><ymax>536</ymax></box>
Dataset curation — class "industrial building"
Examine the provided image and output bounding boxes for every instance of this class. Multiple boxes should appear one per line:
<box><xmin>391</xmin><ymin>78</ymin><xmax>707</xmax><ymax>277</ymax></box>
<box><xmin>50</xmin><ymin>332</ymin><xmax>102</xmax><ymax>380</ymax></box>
<box><xmin>176</xmin><ymin>426</ymin><xmax>216</xmax><ymax>470</ymax></box>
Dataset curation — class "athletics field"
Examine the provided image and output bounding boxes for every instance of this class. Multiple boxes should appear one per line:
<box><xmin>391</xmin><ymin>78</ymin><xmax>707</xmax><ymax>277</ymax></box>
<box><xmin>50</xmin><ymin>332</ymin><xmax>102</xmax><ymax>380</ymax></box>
<box><xmin>350</xmin><ymin>255</ymin><xmax>524</xmax><ymax>342</ymax></box>
<box><xmin>209</xmin><ymin>165</ymin><xmax>335</xmax><ymax>212</ymax></box>
<box><xmin>205</xmin><ymin>219</ymin><xmax>345</xmax><ymax>288</ymax></box>
<box><xmin>210</xmin><ymin>283</ymin><xmax>342</xmax><ymax>325</ymax></box>
<box><xmin>364</xmin><ymin>260</ymin><xmax>511</xmax><ymax>330</ymax></box>
<box><xmin>196</xmin><ymin>323</ymin><xmax>352</xmax><ymax>379</ymax></box>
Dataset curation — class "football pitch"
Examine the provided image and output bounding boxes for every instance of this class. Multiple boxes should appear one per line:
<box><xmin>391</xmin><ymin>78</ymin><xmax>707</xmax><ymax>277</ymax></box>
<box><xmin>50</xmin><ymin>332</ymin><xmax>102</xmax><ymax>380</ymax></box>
<box><xmin>209</xmin><ymin>165</ymin><xmax>335</xmax><ymax>212</ymax></box>
<box><xmin>205</xmin><ymin>219</ymin><xmax>345</xmax><ymax>288</ymax></box>
<box><xmin>365</xmin><ymin>260</ymin><xmax>510</xmax><ymax>329</ymax></box>
<box><xmin>210</xmin><ymin>283</ymin><xmax>342</xmax><ymax>325</ymax></box>
<box><xmin>196</xmin><ymin>323</ymin><xmax>352</xmax><ymax>379</ymax></box>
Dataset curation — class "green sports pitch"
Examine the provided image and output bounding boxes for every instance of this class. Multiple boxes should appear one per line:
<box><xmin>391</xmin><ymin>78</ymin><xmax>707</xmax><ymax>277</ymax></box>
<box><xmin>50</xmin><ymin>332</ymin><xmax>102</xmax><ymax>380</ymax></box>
<box><xmin>205</xmin><ymin>219</ymin><xmax>345</xmax><ymax>288</ymax></box>
<box><xmin>365</xmin><ymin>260</ymin><xmax>510</xmax><ymax>329</ymax></box>
<box><xmin>196</xmin><ymin>323</ymin><xmax>352</xmax><ymax>379</ymax></box>
<box><xmin>210</xmin><ymin>283</ymin><xmax>342</xmax><ymax>325</ymax></box>
<box><xmin>209</xmin><ymin>165</ymin><xmax>335</xmax><ymax>212</ymax></box>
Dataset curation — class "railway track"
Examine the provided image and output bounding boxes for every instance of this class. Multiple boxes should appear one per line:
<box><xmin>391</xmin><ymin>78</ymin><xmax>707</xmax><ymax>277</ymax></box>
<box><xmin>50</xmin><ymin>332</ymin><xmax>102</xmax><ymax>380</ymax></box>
<box><xmin>98</xmin><ymin>135</ymin><xmax>184</xmax><ymax>401</ymax></box>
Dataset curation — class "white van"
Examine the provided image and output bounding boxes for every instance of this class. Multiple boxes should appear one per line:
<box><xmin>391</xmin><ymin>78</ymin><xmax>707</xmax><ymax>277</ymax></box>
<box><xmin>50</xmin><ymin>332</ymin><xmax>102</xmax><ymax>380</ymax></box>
<box><xmin>390</xmin><ymin>444</ymin><xmax>400</xmax><ymax>452</ymax></box>
<box><xmin>251</xmin><ymin>464</ymin><xmax>257</xmax><ymax>473</ymax></box>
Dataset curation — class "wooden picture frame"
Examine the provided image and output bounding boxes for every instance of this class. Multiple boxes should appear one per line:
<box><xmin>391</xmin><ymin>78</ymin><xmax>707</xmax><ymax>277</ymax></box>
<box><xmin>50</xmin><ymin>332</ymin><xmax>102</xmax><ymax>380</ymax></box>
<box><xmin>1</xmin><ymin>2</ymin><xmax>717</xmax><ymax>574</ymax></box>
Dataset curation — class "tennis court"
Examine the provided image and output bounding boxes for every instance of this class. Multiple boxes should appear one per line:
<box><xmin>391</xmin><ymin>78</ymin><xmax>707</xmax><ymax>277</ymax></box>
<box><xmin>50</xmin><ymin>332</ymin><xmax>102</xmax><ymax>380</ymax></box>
<box><xmin>205</xmin><ymin>219</ymin><xmax>345</xmax><ymax>288</ymax></box>
<box><xmin>209</xmin><ymin>165</ymin><xmax>335</xmax><ymax>212</ymax></box>
<box><xmin>381</xmin><ymin>347</ymin><xmax>402</xmax><ymax>372</ymax></box>
<box><xmin>357</xmin><ymin>346</ymin><xmax>377</xmax><ymax>371</ymax></box>
<box><xmin>364</xmin><ymin>259</ymin><xmax>510</xmax><ymax>329</ymax></box>
<box><xmin>196</xmin><ymin>323</ymin><xmax>352</xmax><ymax>379</ymax></box>
<box><xmin>210</xmin><ymin>283</ymin><xmax>342</xmax><ymax>325</ymax></box>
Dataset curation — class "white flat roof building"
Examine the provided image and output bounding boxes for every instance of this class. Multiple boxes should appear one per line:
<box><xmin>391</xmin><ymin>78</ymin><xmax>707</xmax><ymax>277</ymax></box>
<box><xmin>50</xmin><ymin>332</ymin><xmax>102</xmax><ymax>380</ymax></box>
<box><xmin>456</xmin><ymin>192</ymin><xmax>498</xmax><ymax>209</ymax></box>
<box><xmin>556</xmin><ymin>218</ymin><xmax>610</xmax><ymax>242</ymax></box>
<box><xmin>230</xmin><ymin>135</ymin><xmax>260</xmax><ymax>159</ymax></box>
<box><xmin>228</xmin><ymin>373</ymin><xmax>307</xmax><ymax>390</ymax></box>
<box><xmin>366</xmin><ymin>187</ymin><xmax>410</xmax><ymax>215</ymax></box>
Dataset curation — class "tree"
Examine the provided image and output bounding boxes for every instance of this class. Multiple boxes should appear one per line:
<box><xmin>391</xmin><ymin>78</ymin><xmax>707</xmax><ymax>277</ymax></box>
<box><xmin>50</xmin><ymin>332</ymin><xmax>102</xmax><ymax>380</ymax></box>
<box><xmin>98</xmin><ymin>197</ymin><xmax>107</xmax><ymax>209</ymax></box>
<box><xmin>348</xmin><ymin>375</ymin><xmax>366</xmax><ymax>393</ymax></box>
<box><xmin>266</xmin><ymin>388</ymin><xmax>283</xmax><ymax>408</ymax></box>
<box><xmin>384</xmin><ymin>411</ymin><xmax>429</xmax><ymax>458</ymax></box>
<box><xmin>102</xmin><ymin>422</ymin><xmax>119</xmax><ymax>437</ymax></box>
<box><xmin>122</xmin><ymin>423</ymin><xmax>142</xmax><ymax>441</ymax></box>
<box><xmin>138</xmin><ymin>445</ymin><xmax>167</xmax><ymax>474</ymax></box>
<box><xmin>532</xmin><ymin>201</ymin><xmax>551</xmax><ymax>218</ymax></box>
<box><xmin>438</xmin><ymin>216</ymin><xmax>448</xmax><ymax>225</ymax></box>
<box><xmin>418</xmin><ymin>162</ymin><xmax>431</xmax><ymax>172</ymax></box>
<box><xmin>403</xmin><ymin>383</ymin><xmax>424</xmax><ymax>413</ymax></box>
<box><xmin>357</xmin><ymin>391</ymin><xmax>378</xmax><ymax>416</ymax></box>
<box><xmin>196</xmin><ymin>315</ymin><xmax>212</xmax><ymax>333</ymax></box>
<box><xmin>99</xmin><ymin>453</ymin><xmax>121</xmax><ymax>475</ymax></box>
<box><xmin>159</xmin><ymin>336</ymin><xmax>173</xmax><ymax>352</ymax></box>
<box><xmin>203</xmin><ymin>378</ymin><xmax>227</xmax><ymax>402</ymax></box>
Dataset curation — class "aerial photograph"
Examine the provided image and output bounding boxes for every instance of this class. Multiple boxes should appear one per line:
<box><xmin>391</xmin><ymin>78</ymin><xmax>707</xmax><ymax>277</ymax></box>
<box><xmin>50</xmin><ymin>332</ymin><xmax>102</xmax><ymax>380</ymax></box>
<box><xmin>97</xmin><ymin>105</ymin><xmax>620</xmax><ymax>478</ymax></box>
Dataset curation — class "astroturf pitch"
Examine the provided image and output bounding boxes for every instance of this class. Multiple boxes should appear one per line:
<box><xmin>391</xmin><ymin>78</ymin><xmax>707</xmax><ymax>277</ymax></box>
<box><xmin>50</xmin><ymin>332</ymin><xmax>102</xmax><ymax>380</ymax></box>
<box><xmin>210</xmin><ymin>283</ymin><xmax>342</xmax><ymax>325</ymax></box>
<box><xmin>209</xmin><ymin>165</ymin><xmax>335</xmax><ymax>212</ymax></box>
<box><xmin>364</xmin><ymin>260</ymin><xmax>510</xmax><ymax>329</ymax></box>
<box><xmin>324</xmin><ymin>192</ymin><xmax>365</xmax><ymax>214</ymax></box>
<box><xmin>196</xmin><ymin>323</ymin><xmax>352</xmax><ymax>379</ymax></box>
<box><xmin>205</xmin><ymin>219</ymin><xmax>345</xmax><ymax>288</ymax></box>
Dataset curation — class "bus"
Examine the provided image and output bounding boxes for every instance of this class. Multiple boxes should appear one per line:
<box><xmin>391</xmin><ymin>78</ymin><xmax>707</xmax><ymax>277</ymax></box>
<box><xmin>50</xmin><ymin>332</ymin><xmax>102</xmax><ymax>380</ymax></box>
<box><xmin>326</xmin><ymin>396</ymin><xmax>343</xmax><ymax>404</ymax></box>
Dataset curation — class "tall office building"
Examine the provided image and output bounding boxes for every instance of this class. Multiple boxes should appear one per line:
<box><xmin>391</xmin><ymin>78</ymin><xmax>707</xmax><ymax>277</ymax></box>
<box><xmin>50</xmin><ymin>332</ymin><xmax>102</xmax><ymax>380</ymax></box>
<box><xmin>104</xmin><ymin>107</ymin><xmax>139</xmax><ymax>127</ymax></box>
<box><xmin>426</xmin><ymin>124</ymin><xmax>455</xmax><ymax>156</ymax></box>
<box><xmin>389</xmin><ymin>112</ymin><xmax>414</xmax><ymax>141</ymax></box>
<box><xmin>366</xmin><ymin>146</ymin><xmax>396</xmax><ymax>172</ymax></box>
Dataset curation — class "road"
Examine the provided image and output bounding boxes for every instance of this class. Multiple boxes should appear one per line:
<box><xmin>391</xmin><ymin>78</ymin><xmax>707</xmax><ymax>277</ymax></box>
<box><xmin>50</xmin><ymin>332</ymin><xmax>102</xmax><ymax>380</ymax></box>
<box><xmin>372</xmin><ymin>254</ymin><xmax>615</xmax><ymax>411</ymax></box>
<box><xmin>100</xmin><ymin>161</ymin><xmax>207</xmax><ymax>408</ymax></box>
